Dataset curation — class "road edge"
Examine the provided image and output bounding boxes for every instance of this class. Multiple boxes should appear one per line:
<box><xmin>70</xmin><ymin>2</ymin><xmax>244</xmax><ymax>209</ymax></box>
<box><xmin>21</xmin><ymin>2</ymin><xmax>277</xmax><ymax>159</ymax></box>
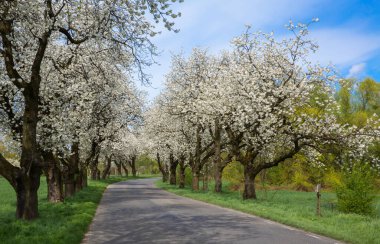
<box><xmin>154</xmin><ymin>179</ymin><xmax>344</xmax><ymax>244</ymax></box>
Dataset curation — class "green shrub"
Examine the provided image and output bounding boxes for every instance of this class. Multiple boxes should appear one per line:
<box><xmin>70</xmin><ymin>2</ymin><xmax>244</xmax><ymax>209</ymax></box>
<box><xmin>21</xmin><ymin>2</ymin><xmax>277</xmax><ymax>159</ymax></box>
<box><xmin>291</xmin><ymin>171</ymin><xmax>314</xmax><ymax>191</ymax></box>
<box><xmin>176</xmin><ymin>167</ymin><xmax>193</xmax><ymax>186</ymax></box>
<box><xmin>323</xmin><ymin>169</ymin><xmax>342</xmax><ymax>189</ymax></box>
<box><xmin>184</xmin><ymin>167</ymin><xmax>193</xmax><ymax>186</ymax></box>
<box><xmin>222</xmin><ymin>161</ymin><xmax>244</xmax><ymax>190</ymax></box>
<box><xmin>336</xmin><ymin>163</ymin><xmax>376</xmax><ymax>215</ymax></box>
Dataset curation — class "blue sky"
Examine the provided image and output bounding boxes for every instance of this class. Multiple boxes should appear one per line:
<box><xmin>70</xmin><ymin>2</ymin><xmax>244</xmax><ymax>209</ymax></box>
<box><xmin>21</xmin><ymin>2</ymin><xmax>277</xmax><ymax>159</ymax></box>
<box><xmin>141</xmin><ymin>0</ymin><xmax>380</xmax><ymax>100</ymax></box>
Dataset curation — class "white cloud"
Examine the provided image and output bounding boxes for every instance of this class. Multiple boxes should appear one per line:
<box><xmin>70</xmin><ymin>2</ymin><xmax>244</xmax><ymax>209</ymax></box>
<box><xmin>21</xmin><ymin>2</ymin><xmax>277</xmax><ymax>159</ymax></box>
<box><xmin>309</xmin><ymin>28</ymin><xmax>380</xmax><ymax>66</ymax></box>
<box><xmin>144</xmin><ymin>0</ymin><xmax>380</xmax><ymax>100</ymax></box>
<box><xmin>347</xmin><ymin>63</ymin><xmax>366</xmax><ymax>77</ymax></box>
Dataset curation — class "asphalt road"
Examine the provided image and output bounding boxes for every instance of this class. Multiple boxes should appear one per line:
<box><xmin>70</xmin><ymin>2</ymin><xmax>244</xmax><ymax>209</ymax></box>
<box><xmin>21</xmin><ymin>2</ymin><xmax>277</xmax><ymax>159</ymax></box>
<box><xmin>82</xmin><ymin>178</ymin><xmax>342</xmax><ymax>244</ymax></box>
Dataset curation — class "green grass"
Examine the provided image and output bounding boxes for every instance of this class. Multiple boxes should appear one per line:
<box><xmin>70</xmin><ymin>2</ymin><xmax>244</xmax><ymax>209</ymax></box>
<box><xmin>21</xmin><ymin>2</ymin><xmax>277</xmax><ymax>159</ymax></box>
<box><xmin>0</xmin><ymin>175</ymin><xmax>142</xmax><ymax>244</ymax></box>
<box><xmin>156</xmin><ymin>181</ymin><xmax>380</xmax><ymax>244</ymax></box>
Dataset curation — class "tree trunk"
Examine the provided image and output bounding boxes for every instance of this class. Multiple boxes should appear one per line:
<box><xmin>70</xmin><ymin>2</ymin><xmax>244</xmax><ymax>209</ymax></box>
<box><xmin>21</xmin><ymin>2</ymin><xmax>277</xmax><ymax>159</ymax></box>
<box><xmin>129</xmin><ymin>156</ymin><xmax>137</xmax><ymax>177</ymax></box>
<box><xmin>90</xmin><ymin>167</ymin><xmax>97</xmax><ymax>180</ymax></box>
<box><xmin>65</xmin><ymin>180</ymin><xmax>75</xmax><ymax>198</ymax></box>
<box><xmin>84</xmin><ymin>140</ymin><xmax>98</xmax><ymax>182</ymax></box>
<box><xmin>156</xmin><ymin>153</ymin><xmax>168</xmax><ymax>182</ymax></box>
<box><xmin>76</xmin><ymin>169</ymin><xmax>83</xmax><ymax>192</ymax></box>
<box><xmin>90</xmin><ymin>153</ymin><xmax>100</xmax><ymax>180</ymax></box>
<box><xmin>214</xmin><ymin>166</ymin><xmax>224</xmax><ymax>193</ymax></box>
<box><xmin>192</xmin><ymin>124</ymin><xmax>202</xmax><ymax>191</ymax></box>
<box><xmin>81</xmin><ymin>167</ymin><xmax>88</xmax><ymax>188</ymax></box>
<box><xmin>213</xmin><ymin>118</ymin><xmax>223</xmax><ymax>193</ymax></box>
<box><xmin>64</xmin><ymin>164</ymin><xmax>76</xmax><ymax>198</ymax></box>
<box><xmin>63</xmin><ymin>168</ymin><xmax>75</xmax><ymax>198</ymax></box>
<box><xmin>164</xmin><ymin>164</ymin><xmax>169</xmax><ymax>181</ymax></box>
<box><xmin>192</xmin><ymin>172</ymin><xmax>200</xmax><ymax>191</ymax></box>
<box><xmin>65</xmin><ymin>142</ymin><xmax>81</xmax><ymax>197</ymax></box>
<box><xmin>131</xmin><ymin>166</ymin><xmax>136</xmax><ymax>177</ymax></box>
<box><xmin>101</xmin><ymin>167</ymin><xmax>110</xmax><ymax>179</ymax></box>
<box><xmin>243</xmin><ymin>164</ymin><xmax>258</xmax><ymax>200</ymax></box>
<box><xmin>121</xmin><ymin>162</ymin><xmax>129</xmax><ymax>177</ymax></box>
<box><xmin>0</xmin><ymin>17</ymin><xmax>51</xmax><ymax>220</ymax></box>
<box><xmin>72</xmin><ymin>143</ymin><xmax>81</xmax><ymax>192</ymax></box>
<box><xmin>179</xmin><ymin>161</ymin><xmax>186</xmax><ymax>188</ymax></box>
<box><xmin>102</xmin><ymin>157</ymin><xmax>112</xmax><ymax>179</ymax></box>
<box><xmin>16</xmin><ymin>88</ymin><xmax>42</xmax><ymax>219</ymax></box>
<box><xmin>43</xmin><ymin>152</ymin><xmax>64</xmax><ymax>203</ymax></box>
<box><xmin>46</xmin><ymin>166</ymin><xmax>63</xmax><ymax>202</ymax></box>
<box><xmin>169</xmin><ymin>169</ymin><xmax>176</xmax><ymax>185</ymax></box>
<box><xmin>169</xmin><ymin>154</ymin><xmax>179</xmax><ymax>185</ymax></box>
<box><xmin>116</xmin><ymin>163</ymin><xmax>122</xmax><ymax>176</ymax></box>
<box><xmin>15</xmin><ymin>167</ymin><xmax>41</xmax><ymax>220</ymax></box>
<box><xmin>91</xmin><ymin>169</ymin><xmax>97</xmax><ymax>180</ymax></box>
<box><xmin>96</xmin><ymin>170</ymin><xmax>101</xmax><ymax>180</ymax></box>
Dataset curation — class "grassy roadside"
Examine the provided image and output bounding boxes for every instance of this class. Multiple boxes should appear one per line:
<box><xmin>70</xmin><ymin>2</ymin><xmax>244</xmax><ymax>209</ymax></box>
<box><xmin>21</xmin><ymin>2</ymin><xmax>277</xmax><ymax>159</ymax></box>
<box><xmin>0</xmin><ymin>176</ymin><xmax>142</xmax><ymax>244</ymax></box>
<box><xmin>156</xmin><ymin>180</ymin><xmax>380</xmax><ymax>244</ymax></box>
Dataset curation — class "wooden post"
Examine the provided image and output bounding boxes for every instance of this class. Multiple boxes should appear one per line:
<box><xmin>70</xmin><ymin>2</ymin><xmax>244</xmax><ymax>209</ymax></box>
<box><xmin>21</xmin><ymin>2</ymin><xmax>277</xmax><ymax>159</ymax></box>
<box><xmin>315</xmin><ymin>184</ymin><xmax>321</xmax><ymax>216</ymax></box>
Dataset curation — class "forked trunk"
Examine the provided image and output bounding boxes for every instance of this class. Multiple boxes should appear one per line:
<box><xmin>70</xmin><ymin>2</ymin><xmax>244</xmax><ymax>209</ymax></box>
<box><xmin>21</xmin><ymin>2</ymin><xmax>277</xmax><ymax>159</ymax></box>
<box><xmin>0</xmin><ymin>19</ymin><xmax>51</xmax><ymax>220</ymax></box>
<box><xmin>15</xmin><ymin>83</ymin><xmax>43</xmax><ymax>219</ymax></box>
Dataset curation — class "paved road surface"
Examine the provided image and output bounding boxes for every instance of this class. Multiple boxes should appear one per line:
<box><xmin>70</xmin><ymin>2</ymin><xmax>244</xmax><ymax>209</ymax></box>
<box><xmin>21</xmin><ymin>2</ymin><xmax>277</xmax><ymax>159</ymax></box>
<box><xmin>83</xmin><ymin>178</ymin><xmax>342</xmax><ymax>244</ymax></box>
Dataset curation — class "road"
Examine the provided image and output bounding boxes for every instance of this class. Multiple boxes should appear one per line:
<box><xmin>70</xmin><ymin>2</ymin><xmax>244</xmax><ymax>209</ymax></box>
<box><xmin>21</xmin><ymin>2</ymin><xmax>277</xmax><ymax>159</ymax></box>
<box><xmin>83</xmin><ymin>178</ymin><xmax>341</xmax><ymax>244</ymax></box>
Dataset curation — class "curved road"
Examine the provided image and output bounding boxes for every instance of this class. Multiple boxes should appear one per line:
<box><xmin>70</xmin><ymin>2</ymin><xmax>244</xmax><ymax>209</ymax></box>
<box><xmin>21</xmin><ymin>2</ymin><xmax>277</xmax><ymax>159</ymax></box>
<box><xmin>83</xmin><ymin>178</ymin><xmax>341</xmax><ymax>244</ymax></box>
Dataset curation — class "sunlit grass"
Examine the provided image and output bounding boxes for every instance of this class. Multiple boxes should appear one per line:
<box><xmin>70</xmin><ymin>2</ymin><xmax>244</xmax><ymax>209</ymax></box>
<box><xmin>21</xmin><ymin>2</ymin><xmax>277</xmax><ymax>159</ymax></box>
<box><xmin>156</xmin><ymin>180</ymin><xmax>380</xmax><ymax>244</ymax></box>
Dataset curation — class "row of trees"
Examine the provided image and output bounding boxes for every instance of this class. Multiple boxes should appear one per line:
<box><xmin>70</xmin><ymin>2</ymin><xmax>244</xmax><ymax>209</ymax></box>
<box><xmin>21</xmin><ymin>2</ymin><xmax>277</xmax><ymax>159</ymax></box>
<box><xmin>144</xmin><ymin>22</ymin><xmax>379</xmax><ymax>199</ymax></box>
<box><xmin>0</xmin><ymin>0</ymin><xmax>182</xmax><ymax>220</ymax></box>
<box><xmin>217</xmin><ymin>77</ymin><xmax>380</xmax><ymax>189</ymax></box>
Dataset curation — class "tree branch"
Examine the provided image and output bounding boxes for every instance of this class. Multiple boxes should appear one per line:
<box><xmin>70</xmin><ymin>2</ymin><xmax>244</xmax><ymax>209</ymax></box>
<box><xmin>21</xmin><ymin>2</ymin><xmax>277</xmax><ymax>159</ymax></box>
<box><xmin>0</xmin><ymin>152</ymin><xmax>19</xmax><ymax>187</ymax></box>
<box><xmin>58</xmin><ymin>27</ymin><xmax>89</xmax><ymax>44</ymax></box>
<box><xmin>0</xmin><ymin>21</ymin><xmax>26</xmax><ymax>89</ymax></box>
